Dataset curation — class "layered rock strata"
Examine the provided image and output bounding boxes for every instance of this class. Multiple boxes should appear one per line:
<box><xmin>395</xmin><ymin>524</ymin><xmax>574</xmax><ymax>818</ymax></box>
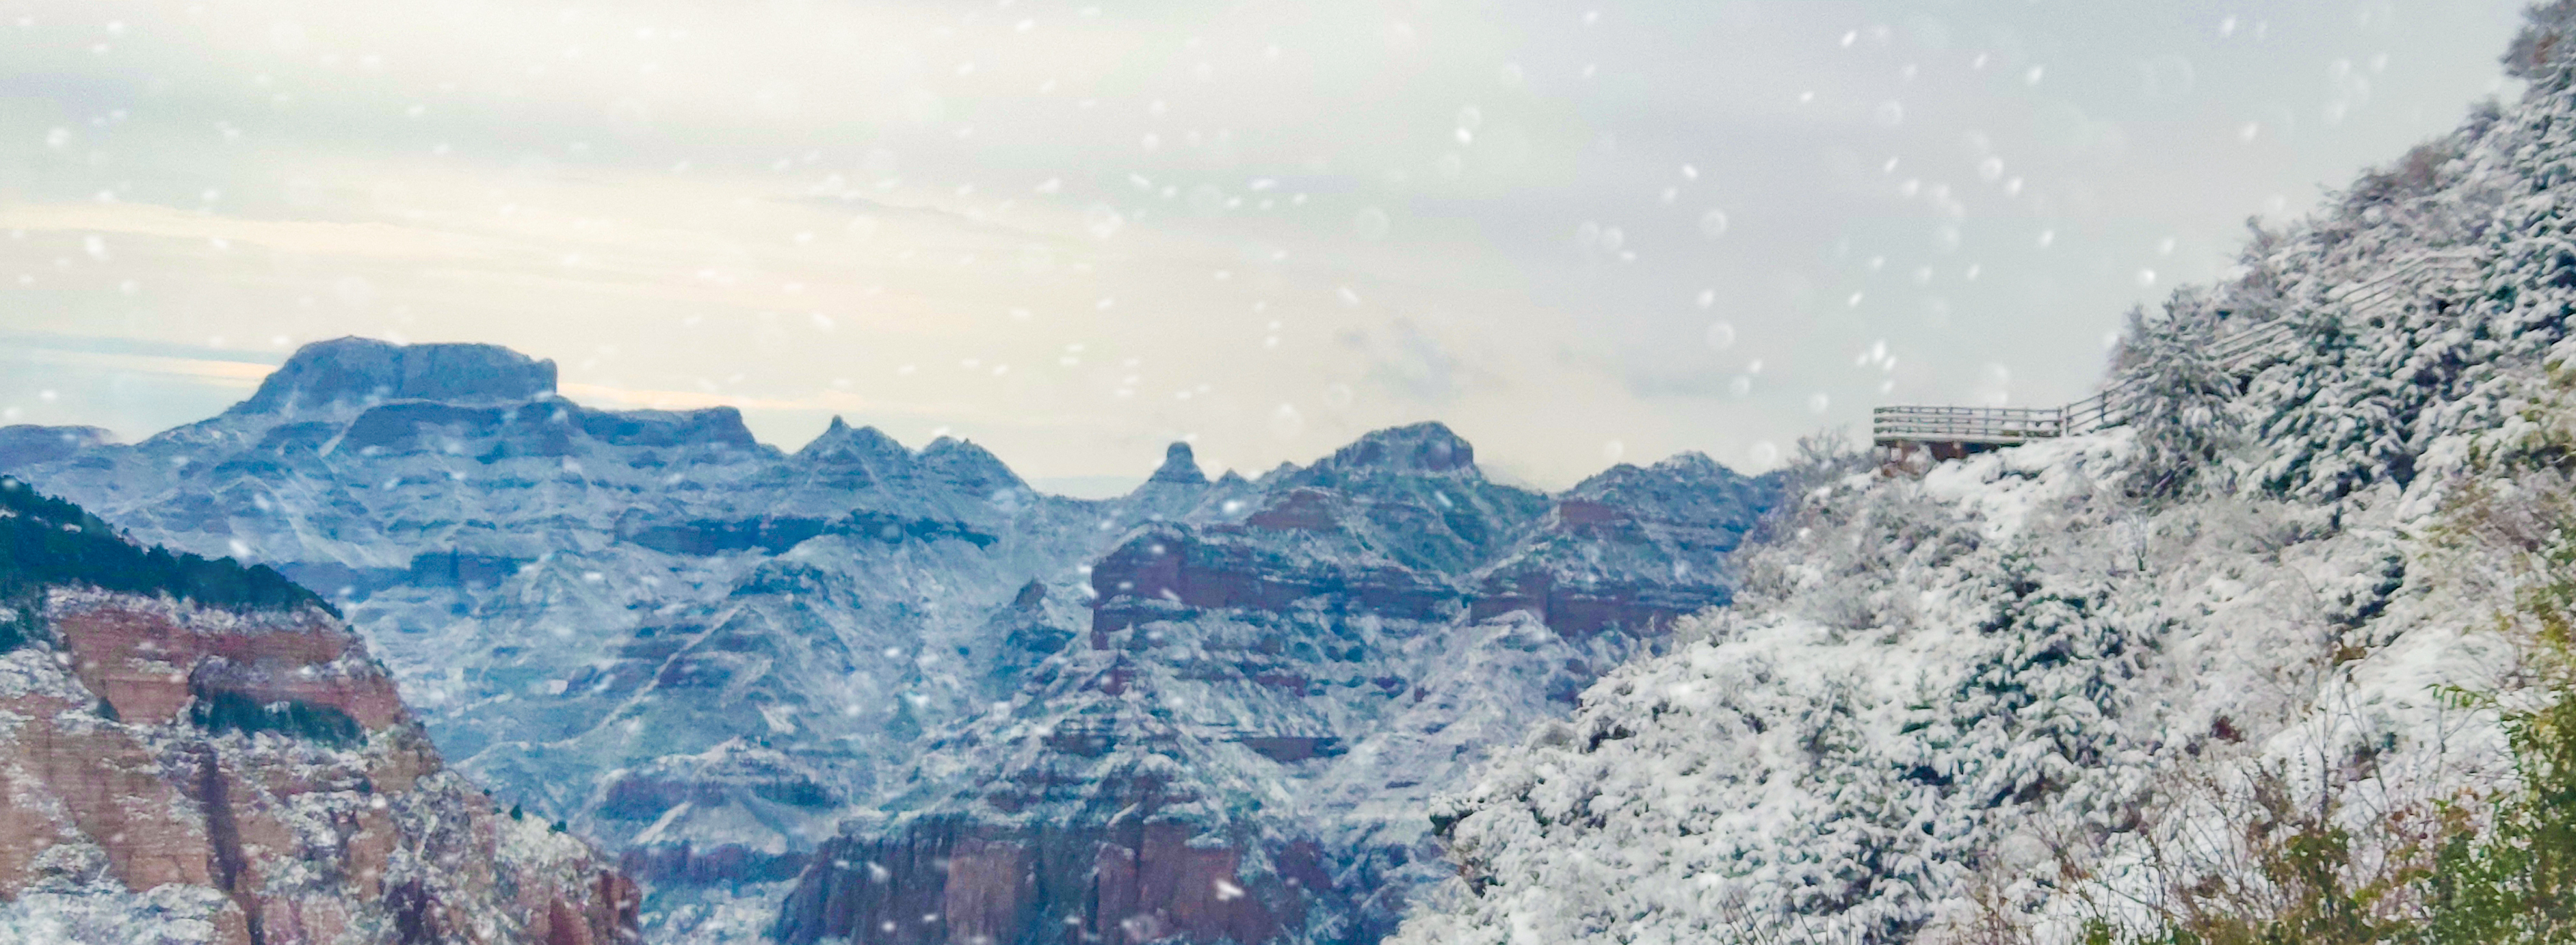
<box><xmin>0</xmin><ymin>479</ymin><xmax>639</xmax><ymax>944</ymax></box>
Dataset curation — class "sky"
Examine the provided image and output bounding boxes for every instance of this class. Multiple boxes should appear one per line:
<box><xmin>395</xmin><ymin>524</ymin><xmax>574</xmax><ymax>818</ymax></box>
<box><xmin>0</xmin><ymin>0</ymin><xmax>2538</xmax><ymax>494</ymax></box>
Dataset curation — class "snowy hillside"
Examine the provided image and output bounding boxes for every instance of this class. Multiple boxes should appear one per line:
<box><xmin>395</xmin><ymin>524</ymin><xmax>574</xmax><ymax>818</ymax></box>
<box><xmin>1391</xmin><ymin>8</ymin><xmax>2576</xmax><ymax>944</ymax></box>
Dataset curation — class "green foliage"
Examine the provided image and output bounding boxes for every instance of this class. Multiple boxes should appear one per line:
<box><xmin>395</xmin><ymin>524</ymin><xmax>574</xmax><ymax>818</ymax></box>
<box><xmin>0</xmin><ymin>476</ymin><xmax>332</xmax><ymax>617</ymax></box>
<box><xmin>2413</xmin><ymin>555</ymin><xmax>2576</xmax><ymax>944</ymax></box>
<box><xmin>0</xmin><ymin>602</ymin><xmax>29</xmax><ymax>654</ymax></box>
<box><xmin>2074</xmin><ymin>766</ymin><xmax>2424</xmax><ymax>945</ymax></box>
<box><xmin>189</xmin><ymin>690</ymin><xmax>365</xmax><ymax>747</ymax></box>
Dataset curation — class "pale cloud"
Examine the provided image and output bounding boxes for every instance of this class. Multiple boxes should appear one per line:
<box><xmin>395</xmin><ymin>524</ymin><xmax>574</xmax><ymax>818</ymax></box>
<box><xmin>1</xmin><ymin>347</ymin><xmax>273</xmax><ymax>388</ymax></box>
<box><xmin>0</xmin><ymin>202</ymin><xmax>493</xmax><ymax>261</ymax></box>
<box><xmin>0</xmin><ymin>0</ymin><xmax>2537</xmax><ymax>484</ymax></box>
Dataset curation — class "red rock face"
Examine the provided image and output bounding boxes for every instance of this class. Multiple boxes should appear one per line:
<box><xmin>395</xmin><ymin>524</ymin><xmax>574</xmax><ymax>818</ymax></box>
<box><xmin>1090</xmin><ymin>535</ymin><xmax>1310</xmax><ymax>620</ymax></box>
<box><xmin>0</xmin><ymin>589</ymin><xmax>642</xmax><ymax>945</ymax></box>
<box><xmin>1091</xmin><ymin>823</ymin><xmax>1282</xmax><ymax>945</ymax></box>
<box><xmin>1467</xmin><ymin>572</ymin><xmax>1699</xmax><ymax>639</ymax></box>
<box><xmin>1464</xmin><ymin>496</ymin><xmax>1739</xmax><ymax>639</ymax></box>
<box><xmin>1244</xmin><ymin>488</ymin><xmax>1340</xmax><ymax>531</ymax></box>
<box><xmin>773</xmin><ymin>721</ymin><xmax>1317</xmax><ymax>945</ymax></box>
<box><xmin>776</xmin><ymin>818</ymin><xmax>1296</xmax><ymax>945</ymax></box>
<box><xmin>51</xmin><ymin>596</ymin><xmax>407</xmax><ymax>728</ymax></box>
<box><xmin>1552</xmin><ymin>498</ymin><xmax>1625</xmax><ymax>528</ymax></box>
<box><xmin>1088</xmin><ymin>530</ymin><xmax>1455</xmax><ymax>635</ymax></box>
<box><xmin>0</xmin><ymin>687</ymin><xmax>213</xmax><ymax>894</ymax></box>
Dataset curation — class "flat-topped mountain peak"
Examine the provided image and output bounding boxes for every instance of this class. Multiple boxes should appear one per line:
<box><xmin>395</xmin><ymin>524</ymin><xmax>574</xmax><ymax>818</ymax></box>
<box><xmin>234</xmin><ymin>336</ymin><xmax>557</xmax><ymax>415</ymax></box>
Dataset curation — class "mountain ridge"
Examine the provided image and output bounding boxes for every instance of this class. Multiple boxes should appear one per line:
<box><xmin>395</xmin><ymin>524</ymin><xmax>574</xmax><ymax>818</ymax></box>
<box><xmin>0</xmin><ymin>340</ymin><xmax>1777</xmax><ymax>943</ymax></box>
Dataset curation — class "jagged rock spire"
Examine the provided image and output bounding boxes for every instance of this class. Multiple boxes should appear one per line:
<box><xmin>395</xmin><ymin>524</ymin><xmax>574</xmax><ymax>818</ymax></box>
<box><xmin>796</xmin><ymin>416</ymin><xmax>912</xmax><ymax>467</ymax></box>
<box><xmin>1148</xmin><ymin>442</ymin><xmax>1209</xmax><ymax>485</ymax></box>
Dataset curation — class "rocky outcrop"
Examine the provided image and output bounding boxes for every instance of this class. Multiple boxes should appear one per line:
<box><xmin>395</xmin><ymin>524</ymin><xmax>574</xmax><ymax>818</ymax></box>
<box><xmin>593</xmin><ymin>740</ymin><xmax>837</xmax><ymax>886</ymax></box>
<box><xmin>1148</xmin><ymin>442</ymin><xmax>1209</xmax><ymax>485</ymax></box>
<box><xmin>1465</xmin><ymin>453</ymin><xmax>1773</xmax><ymax>639</ymax></box>
<box><xmin>0</xmin><ymin>478</ymin><xmax>640</xmax><ymax>944</ymax></box>
<box><xmin>780</xmin><ymin>818</ymin><xmax>1298</xmax><ymax>945</ymax></box>
<box><xmin>791</xmin><ymin>417</ymin><xmax>919</xmax><ymax>485</ymax></box>
<box><xmin>0</xmin><ymin>425</ymin><xmax>114</xmax><ymax>471</ymax></box>
<box><xmin>916</xmin><ymin>437</ymin><xmax>1027</xmax><ymax>496</ymax></box>
<box><xmin>52</xmin><ymin>596</ymin><xmax>405</xmax><ymax>731</ymax></box>
<box><xmin>318</xmin><ymin>398</ymin><xmax>758</xmax><ymax>460</ymax></box>
<box><xmin>1292</xmin><ymin>423</ymin><xmax>1477</xmax><ymax>480</ymax></box>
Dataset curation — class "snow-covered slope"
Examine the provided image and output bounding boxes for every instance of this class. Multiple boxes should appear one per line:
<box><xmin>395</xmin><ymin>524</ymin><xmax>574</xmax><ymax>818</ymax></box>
<box><xmin>1391</xmin><ymin>8</ymin><xmax>2576</xmax><ymax>944</ymax></box>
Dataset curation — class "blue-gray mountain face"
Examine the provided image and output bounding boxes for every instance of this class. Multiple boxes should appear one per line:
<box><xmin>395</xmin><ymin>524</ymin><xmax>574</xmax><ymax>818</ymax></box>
<box><xmin>1</xmin><ymin>337</ymin><xmax>1776</xmax><ymax>943</ymax></box>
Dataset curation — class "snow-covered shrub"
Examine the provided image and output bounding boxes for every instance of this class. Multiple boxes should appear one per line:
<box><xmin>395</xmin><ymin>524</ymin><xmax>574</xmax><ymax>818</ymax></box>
<box><xmin>2505</xmin><ymin>0</ymin><xmax>2576</xmax><ymax>92</ymax></box>
<box><xmin>2110</xmin><ymin>293</ymin><xmax>2241</xmax><ymax>500</ymax></box>
<box><xmin>1729</xmin><ymin>474</ymin><xmax>1976</xmax><ymax>638</ymax></box>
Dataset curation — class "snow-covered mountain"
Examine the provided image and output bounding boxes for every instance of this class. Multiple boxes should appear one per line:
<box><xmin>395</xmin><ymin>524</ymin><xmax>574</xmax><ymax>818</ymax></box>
<box><xmin>0</xmin><ymin>341</ymin><xmax>1776</xmax><ymax>941</ymax></box>
<box><xmin>1389</xmin><ymin>8</ymin><xmax>2576</xmax><ymax>944</ymax></box>
<box><xmin>0</xmin><ymin>477</ymin><xmax>639</xmax><ymax>944</ymax></box>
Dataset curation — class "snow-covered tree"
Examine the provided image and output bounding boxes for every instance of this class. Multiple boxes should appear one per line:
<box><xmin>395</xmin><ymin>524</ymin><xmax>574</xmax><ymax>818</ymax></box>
<box><xmin>2110</xmin><ymin>293</ymin><xmax>2240</xmax><ymax>499</ymax></box>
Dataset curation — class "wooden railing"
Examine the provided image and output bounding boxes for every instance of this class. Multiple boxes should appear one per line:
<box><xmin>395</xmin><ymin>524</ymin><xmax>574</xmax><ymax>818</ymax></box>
<box><xmin>2207</xmin><ymin>321</ymin><xmax>2293</xmax><ymax>370</ymax></box>
<box><xmin>2061</xmin><ymin>388</ymin><xmax>2125</xmax><ymax>436</ymax></box>
<box><xmin>1871</xmin><ymin>404</ymin><xmax>2068</xmax><ymax>444</ymax></box>
<box><xmin>1871</xmin><ymin>250</ymin><xmax>2484</xmax><ymax>451</ymax></box>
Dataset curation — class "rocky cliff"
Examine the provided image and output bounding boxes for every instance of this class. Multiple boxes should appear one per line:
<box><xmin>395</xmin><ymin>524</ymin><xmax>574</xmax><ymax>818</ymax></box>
<box><xmin>0</xmin><ymin>477</ymin><xmax>639</xmax><ymax>944</ymax></box>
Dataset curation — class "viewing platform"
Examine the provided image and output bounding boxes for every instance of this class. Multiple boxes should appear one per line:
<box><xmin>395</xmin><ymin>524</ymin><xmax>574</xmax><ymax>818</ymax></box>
<box><xmin>1871</xmin><ymin>395</ymin><xmax>2118</xmax><ymax>462</ymax></box>
<box><xmin>1871</xmin><ymin>250</ymin><xmax>2483</xmax><ymax>464</ymax></box>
